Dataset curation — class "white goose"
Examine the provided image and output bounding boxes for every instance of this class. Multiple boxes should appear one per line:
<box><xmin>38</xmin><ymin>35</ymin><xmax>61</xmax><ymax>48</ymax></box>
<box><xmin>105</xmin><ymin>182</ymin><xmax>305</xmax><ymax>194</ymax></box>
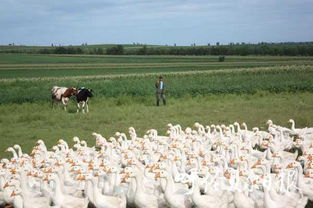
<box><xmin>46</xmin><ymin>173</ymin><xmax>88</xmax><ymax>208</ymax></box>
<box><xmin>80</xmin><ymin>174</ymin><xmax>126</xmax><ymax>208</ymax></box>
<box><xmin>191</xmin><ymin>174</ymin><xmax>230</xmax><ymax>208</ymax></box>
<box><xmin>155</xmin><ymin>170</ymin><xmax>192</xmax><ymax>208</ymax></box>
<box><xmin>129</xmin><ymin>166</ymin><xmax>159</xmax><ymax>208</ymax></box>
<box><xmin>10</xmin><ymin>186</ymin><xmax>50</xmax><ymax>208</ymax></box>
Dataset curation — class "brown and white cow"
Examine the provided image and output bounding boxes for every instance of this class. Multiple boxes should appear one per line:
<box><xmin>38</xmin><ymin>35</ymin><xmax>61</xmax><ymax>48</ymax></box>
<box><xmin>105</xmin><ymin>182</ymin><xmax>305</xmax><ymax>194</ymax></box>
<box><xmin>51</xmin><ymin>86</ymin><xmax>77</xmax><ymax>111</ymax></box>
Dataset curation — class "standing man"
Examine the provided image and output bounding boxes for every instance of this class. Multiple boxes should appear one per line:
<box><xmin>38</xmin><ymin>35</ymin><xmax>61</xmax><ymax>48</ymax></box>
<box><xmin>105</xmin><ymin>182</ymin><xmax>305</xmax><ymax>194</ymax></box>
<box><xmin>155</xmin><ymin>76</ymin><xmax>166</xmax><ymax>106</ymax></box>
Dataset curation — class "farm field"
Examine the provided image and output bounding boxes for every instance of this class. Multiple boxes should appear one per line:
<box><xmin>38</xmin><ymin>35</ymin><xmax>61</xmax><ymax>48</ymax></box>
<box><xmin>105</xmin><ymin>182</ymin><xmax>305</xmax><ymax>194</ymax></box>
<box><xmin>0</xmin><ymin>53</ymin><xmax>313</xmax><ymax>158</ymax></box>
<box><xmin>1</xmin><ymin>92</ymin><xmax>313</xmax><ymax>159</ymax></box>
<box><xmin>0</xmin><ymin>53</ymin><xmax>313</xmax><ymax>79</ymax></box>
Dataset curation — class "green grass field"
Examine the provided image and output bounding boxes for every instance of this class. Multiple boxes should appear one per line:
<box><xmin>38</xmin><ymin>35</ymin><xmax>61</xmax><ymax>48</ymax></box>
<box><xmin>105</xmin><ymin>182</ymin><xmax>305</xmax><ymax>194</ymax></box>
<box><xmin>0</xmin><ymin>54</ymin><xmax>312</xmax><ymax>79</ymax></box>
<box><xmin>0</xmin><ymin>53</ymin><xmax>313</xmax><ymax>158</ymax></box>
<box><xmin>1</xmin><ymin>92</ymin><xmax>313</xmax><ymax>159</ymax></box>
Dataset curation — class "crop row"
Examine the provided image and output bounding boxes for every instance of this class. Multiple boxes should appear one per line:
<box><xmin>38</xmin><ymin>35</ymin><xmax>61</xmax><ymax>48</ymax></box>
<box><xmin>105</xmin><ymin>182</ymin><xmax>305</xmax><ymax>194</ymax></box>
<box><xmin>0</xmin><ymin>65</ymin><xmax>312</xmax><ymax>104</ymax></box>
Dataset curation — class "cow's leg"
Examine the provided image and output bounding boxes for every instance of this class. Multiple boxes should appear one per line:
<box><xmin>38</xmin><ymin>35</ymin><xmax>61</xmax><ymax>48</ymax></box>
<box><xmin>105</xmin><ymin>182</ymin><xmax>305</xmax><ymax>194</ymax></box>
<box><xmin>77</xmin><ymin>103</ymin><xmax>80</xmax><ymax>113</ymax></box>
<box><xmin>64</xmin><ymin>100</ymin><xmax>68</xmax><ymax>111</ymax></box>
<box><xmin>86</xmin><ymin>98</ymin><xmax>89</xmax><ymax>113</ymax></box>
<box><xmin>82</xmin><ymin>101</ymin><xmax>86</xmax><ymax>113</ymax></box>
<box><xmin>61</xmin><ymin>97</ymin><xmax>67</xmax><ymax>111</ymax></box>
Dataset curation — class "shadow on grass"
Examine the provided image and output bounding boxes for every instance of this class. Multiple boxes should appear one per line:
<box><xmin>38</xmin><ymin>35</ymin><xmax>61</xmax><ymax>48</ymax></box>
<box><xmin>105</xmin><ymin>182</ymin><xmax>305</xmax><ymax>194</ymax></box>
<box><xmin>67</xmin><ymin>109</ymin><xmax>77</xmax><ymax>114</ymax></box>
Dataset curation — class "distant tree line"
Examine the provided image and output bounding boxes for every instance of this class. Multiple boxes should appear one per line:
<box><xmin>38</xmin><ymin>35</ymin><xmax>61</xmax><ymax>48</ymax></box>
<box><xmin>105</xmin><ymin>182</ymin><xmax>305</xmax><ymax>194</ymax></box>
<box><xmin>1</xmin><ymin>42</ymin><xmax>313</xmax><ymax>56</ymax></box>
<box><xmin>37</xmin><ymin>45</ymin><xmax>125</xmax><ymax>55</ymax></box>
<box><xmin>127</xmin><ymin>44</ymin><xmax>313</xmax><ymax>56</ymax></box>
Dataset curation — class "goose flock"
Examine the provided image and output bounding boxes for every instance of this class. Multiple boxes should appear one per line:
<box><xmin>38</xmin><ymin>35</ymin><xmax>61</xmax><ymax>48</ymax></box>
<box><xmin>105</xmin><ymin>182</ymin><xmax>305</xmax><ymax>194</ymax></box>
<box><xmin>1</xmin><ymin>119</ymin><xmax>313</xmax><ymax>208</ymax></box>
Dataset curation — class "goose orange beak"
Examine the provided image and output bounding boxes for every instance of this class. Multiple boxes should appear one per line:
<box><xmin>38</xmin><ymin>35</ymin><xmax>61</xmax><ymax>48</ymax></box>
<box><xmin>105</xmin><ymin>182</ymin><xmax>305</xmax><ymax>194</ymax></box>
<box><xmin>10</xmin><ymin>169</ymin><xmax>17</xmax><ymax>174</ymax></box>
<box><xmin>304</xmin><ymin>172</ymin><xmax>311</xmax><ymax>178</ymax></box>
<box><xmin>47</xmin><ymin>168</ymin><xmax>54</xmax><ymax>173</ymax></box>
<box><xmin>155</xmin><ymin>172</ymin><xmax>161</xmax><ymax>179</ymax></box>
<box><xmin>3</xmin><ymin>182</ymin><xmax>9</xmax><ymax>188</ymax></box>
<box><xmin>10</xmin><ymin>191</ymin><xmax>16</xmax><ymax>197</ymax></box>
<box><xmin>121</xmin><ymin>177</ymin><xmax>127</xmax><ymax>183</ymax></box>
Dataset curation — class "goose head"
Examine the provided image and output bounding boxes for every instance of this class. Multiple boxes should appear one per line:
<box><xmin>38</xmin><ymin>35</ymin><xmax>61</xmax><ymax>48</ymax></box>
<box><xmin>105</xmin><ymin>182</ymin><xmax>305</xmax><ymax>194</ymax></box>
<box><xmin>239</xmin><ymin>169</ymin><xmax>248</xmax><ymax>177</ymax></box>
<box><xmin>241</xmin><ymin>122</ymin><xmax>248</xmax><ymax>130</ymax></box>
<box><xmin>288</xmin><ymin>119</ymin><xmax>295</xmax><ymax>124</ymax></box>
<box><xmin>251</xmin><ymin>159</ymin><xmax>265</xmax><ymax>168</ymax></box>
<box><xmin>266</xmin><ymin>120</ymin><xmax>273</xmax><ymax>126</ymax></box>
<box><xmin>286</xmin><ymin>161</ymin><xmax>300</xmax><ymax>169</ymax></box>
<box><xmin>5</xmin><ymin>147</ymin><xmax>16</xmax><ymax>154</ymax></box>
<box><xmin>80</xmin><ymin>140</ymin><xmax>87</xmax><ymax>147</ymax></box>
<box><xmin>10</xmin><ymin>187</ymin><xmax>22</xmax><ymax>198</ymax></box>
<box><xmin>154</xmin><ymin>170</ymin><xmax>167</xmax><ymax>179</ymax></box>
<box><xmin>72</xmin><ymin>136</ymin><xmax>80</xmax><ymax>144</ymax></box>
<box><xmin>36</xmin><ymin>139</ymin><xmax>45</xmax><ymax>146</ymax></box>
<box><xmin>13</xmin><ymin>144</ymin><xmax>21</xmax><ymax>150</ymax></box>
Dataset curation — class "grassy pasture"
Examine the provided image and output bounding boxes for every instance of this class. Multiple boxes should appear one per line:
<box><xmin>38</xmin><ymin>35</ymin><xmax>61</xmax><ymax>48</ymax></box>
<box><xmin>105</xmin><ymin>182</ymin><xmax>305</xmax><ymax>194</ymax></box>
<box><xmin>1</xmin><ymin>92</ymin><xmax>313</xmax><ymax>158</ymax></box>
<box><xmin>0</xmin><ymin>65</ymin><xmax>313</xmax><ymax>104</ymax></box>
<box><xmin>0</xmin><ymin>53</ymin><xmax>313</xmax><ymax>159</ymax></box>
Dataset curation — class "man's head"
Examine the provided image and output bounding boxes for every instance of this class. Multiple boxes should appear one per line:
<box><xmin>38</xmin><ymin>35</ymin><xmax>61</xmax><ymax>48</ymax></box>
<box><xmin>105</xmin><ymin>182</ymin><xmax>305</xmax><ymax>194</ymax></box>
<box><xmin>159</xmin><ymin>76</ymin><xmax>163</xmax><ymax>81</ymax></box>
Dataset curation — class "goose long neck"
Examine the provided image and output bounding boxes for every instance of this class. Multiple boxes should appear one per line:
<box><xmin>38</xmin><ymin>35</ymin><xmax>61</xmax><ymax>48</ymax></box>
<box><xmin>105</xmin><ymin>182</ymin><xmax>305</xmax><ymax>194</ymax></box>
<box><xmin>263</xmin><ymin>186</ymin><xmax>272</xmax><ymax>207</ymax></box>
<box><xmin>192</xmin><ymin>177</ymin><xmax>200</xmax><ymax>198</ymax></box>
<box><xmin>84</xmin><ymin>180</ymin><xmax>93</xmax><ymax>201</ymax></box>
<box><xmin>236</xmin><ymin>124</ymin><xmax>241</xmax><ymax>133</ymax></box>
<box><xmin>13</xmin><ymin>194</ymin><xmax>23</xmax><ymax>208</ymax></box>
<box><xmin>16</xmin><ymin>147</ymin><xmax>23</xmax><ymax>157</ymax></box>
<box><xmin>134</xmin><ymin>170</ymin><xmax>145</xmax><ymax>194</ymax></box>
<box><xmin>57</xmin><ymin>170</ymin><xmax>66</xmax><ymax>193</ymax></box>
<box><xmin>165</xmin><ymin>172</ymin><xmax>175</xmax><ymax>194</ymax></box>
<box><xmin>172</xmin><ymin>161</ymin><xmax>179</xmax><ymax>179</ymax></box>
<box><xmin>51</xmin><ymin>176</ymin><xmax>63</xmax><ymax>203</ymax></box>
<box><xmin>291</xmin><ymin>121</ymin><xmax>295</xmax><ymax>131</ymax></box>
<box><xmin>90</xmin><ymin>178</ymin><xmax>101</xmax><ymax>203</ymax></box>
<box><xmin>10</xmin><ymin>149</ymin><xmax>18</xmax><ymax>159</ymax></box>
<box><xmin>220</xmin><ymin>157</ymin><xmax>228</xmax><ymax>171</ymax></box>
<box><xmin>261</xmin><ymin>164</ymin><xmax>270</xmax><ymax>175</ymax></box>
<box><xmin>265</xmin><ymin>148</ymin><xmax>272</xmax><ymax>160</ymax></box>
<box><xmin>0</xmin><ymin>175</ymin><xmax>5</xmax><ymax>191</ymax></box>
<box><xmin>243</xmin><ymin>124</ymin><xmax>247</xmax><ymax>131</ymax></box>
<box><xmin>296</xmin><ymin>165</ymin><xmax>304</xmax><ymax>187</ymax></box>
<box><xmin>18</xmin><ymin>171</ymin><xmax>31</xmax><ymax>194</ymax></box>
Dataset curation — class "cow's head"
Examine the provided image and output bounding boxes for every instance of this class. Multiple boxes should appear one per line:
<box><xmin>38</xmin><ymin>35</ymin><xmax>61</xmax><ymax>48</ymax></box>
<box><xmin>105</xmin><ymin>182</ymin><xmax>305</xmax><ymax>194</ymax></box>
<box><xmin>87</xmin><ymin>89</ymin><xmax>93</xmax><ymax>97</ymax></box>
<box><xmin>71</xmin><ymin>88</ymin><xmax>78</xmax><ymax>95</ymax></box>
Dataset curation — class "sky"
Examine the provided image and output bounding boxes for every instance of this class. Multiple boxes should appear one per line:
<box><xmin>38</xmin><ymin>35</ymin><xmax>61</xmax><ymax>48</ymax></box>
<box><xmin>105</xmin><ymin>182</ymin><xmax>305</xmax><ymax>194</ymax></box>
<box><xmin>0</xmin><ymin>0</ymin><xmax>312</xmax><ymax>46</ymax></box>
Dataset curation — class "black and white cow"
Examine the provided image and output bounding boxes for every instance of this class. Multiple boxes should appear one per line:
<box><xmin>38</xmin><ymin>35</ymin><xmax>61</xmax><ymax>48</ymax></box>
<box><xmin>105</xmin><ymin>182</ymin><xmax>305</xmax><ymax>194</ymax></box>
<box><xmin>76</xmin><ymin>88</ymin><xmax>93</xmax><ymax>113</ymax></box>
